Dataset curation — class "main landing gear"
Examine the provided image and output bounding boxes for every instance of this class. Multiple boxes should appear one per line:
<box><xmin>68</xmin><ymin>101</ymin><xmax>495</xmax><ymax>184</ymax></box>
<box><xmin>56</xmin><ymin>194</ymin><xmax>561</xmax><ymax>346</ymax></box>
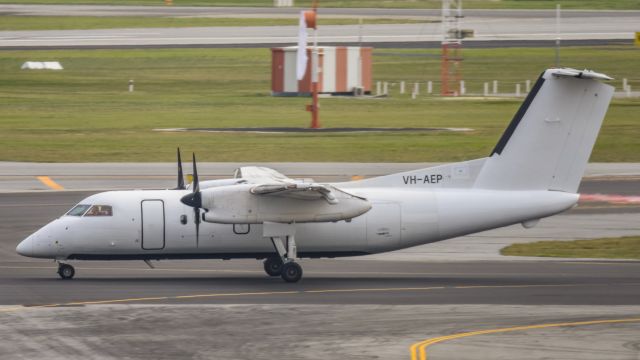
<box><xmin>57</xmin><ymin>263</ymin><xmax>75</xmax><ymax>280</ymax></box>
<box><xmin>266</xmin><ymin>237</ymin><xmax>303</xmax><ymax>283</ymax></box>
<box><xmin>263</xmin><ymin>257</ymin><xmax>302</xmax><ymax>283</ymax></box>
<box><xmin>280</xmin><ymin>262</ymin><xmax>303</xmax><ymax>283</ymax></box>
<box><xmin>263</xmin><ymin>222</ymin><xmax>303</xmax><ymax>283</ymax></box>
<box><xmin>263</xmin><ymin>257</ymin><xmax>283</xmax><ymax>277</ymax></box>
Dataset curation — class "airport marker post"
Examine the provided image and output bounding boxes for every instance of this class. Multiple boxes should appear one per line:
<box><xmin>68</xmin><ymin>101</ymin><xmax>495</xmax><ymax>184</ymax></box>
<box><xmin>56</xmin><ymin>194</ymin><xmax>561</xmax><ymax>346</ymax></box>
<box><xmin>303</xmin><ymin>4</ymin><xmax>320</xmax><ymax>129</ymax></box>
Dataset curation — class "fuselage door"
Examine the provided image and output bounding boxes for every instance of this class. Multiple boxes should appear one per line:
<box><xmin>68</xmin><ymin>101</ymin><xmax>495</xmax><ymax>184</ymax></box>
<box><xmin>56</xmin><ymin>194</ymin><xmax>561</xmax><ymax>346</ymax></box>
<box><xmin>141</xmin><ymin>200</ymin><xmax>165</xmax><ymax>250</ymax></box>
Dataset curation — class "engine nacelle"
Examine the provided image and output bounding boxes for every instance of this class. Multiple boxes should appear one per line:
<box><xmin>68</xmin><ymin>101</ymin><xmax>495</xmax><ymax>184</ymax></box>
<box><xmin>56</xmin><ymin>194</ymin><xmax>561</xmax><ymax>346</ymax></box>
<box><xmin>200</xmin><ymin>184</ymin><xmax>371</xmax><ymax>224</ymax></box>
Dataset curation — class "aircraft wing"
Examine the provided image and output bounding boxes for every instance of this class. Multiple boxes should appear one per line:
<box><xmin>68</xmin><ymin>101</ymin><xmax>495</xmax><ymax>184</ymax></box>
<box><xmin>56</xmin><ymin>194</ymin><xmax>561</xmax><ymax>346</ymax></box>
<box><xmin>250</xmin><ymin>183</ymin><xmax>339</xmax><ymax>204</ymax></box>
<box><xmin>234</xmin><ymin>166</ymin><xmax>293</xmax><ymax>184</ymax></box>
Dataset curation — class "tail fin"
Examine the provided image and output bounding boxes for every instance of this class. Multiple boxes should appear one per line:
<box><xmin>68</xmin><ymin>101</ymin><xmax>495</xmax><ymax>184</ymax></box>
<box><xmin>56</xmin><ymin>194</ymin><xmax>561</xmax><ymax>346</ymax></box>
<box><xmin>474</xmin><ymin>68</ymin><xmax>614</xmax><ymax>193</ymax></box>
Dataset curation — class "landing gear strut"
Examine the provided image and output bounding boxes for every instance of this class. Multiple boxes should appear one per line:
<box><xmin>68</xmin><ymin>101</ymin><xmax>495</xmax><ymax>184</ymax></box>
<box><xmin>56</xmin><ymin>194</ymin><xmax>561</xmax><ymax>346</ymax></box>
<box><xmin>57</xmin><ymin>263</ymin><xmax>75</xmax><ymax>280</ymax></box>
<box><xmin>264</xmin><ymin>222</ymin><xmax>302</xmax><ymax>283</ymax></box>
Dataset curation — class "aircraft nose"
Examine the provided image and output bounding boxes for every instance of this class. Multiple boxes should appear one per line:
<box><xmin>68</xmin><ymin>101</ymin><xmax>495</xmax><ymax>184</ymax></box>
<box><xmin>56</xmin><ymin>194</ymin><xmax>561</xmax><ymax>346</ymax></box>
<box><xmin>16</xmin><ymin>236</ymin><xmax>33</xmax><ymax>257</ymax></box>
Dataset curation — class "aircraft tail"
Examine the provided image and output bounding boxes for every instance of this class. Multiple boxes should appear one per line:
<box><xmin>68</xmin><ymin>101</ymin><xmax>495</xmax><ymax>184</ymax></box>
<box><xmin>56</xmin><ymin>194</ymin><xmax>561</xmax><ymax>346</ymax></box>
<box><xmin>473</xmin><ymin>68</ymin><xmax>614</xmax><ymax>193</ymax></box>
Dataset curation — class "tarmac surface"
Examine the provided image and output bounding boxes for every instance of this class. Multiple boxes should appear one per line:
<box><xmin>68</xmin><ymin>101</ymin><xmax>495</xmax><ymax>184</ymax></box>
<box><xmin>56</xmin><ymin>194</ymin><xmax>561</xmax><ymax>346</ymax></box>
<box><xmin>1</xmin><ymin>5</ymin><xmax>639</xmax><ymax>19</ymax></box>
<box><xmin>0</xmin><ymin>6</ymin><xmax>638</xmax><ymax>49</ymax></box>
<box><xmin>0</xmin><ymin>164</ymin><xmax>638</xmax><ymax>359</ymax></box>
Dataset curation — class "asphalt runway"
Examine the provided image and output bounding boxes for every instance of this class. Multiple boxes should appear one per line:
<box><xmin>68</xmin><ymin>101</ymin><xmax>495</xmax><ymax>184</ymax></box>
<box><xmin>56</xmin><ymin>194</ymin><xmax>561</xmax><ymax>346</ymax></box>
<box><xmin>1</xmin><ymin>5</ymin><xmax>639</xmax><ymax>19</ymax></box>
<box><xmin>0</xmin><ymin>185</ymin><xmax>639</xmax><ymax>358</ymax></box>
<box><xmin>1</xmin><ymin>6</ymin><xmax>637</xmax><ymax>49</ymax></box>
<box><xmin>3</xmin><ymin>256</ymin><xmax>640</xmax><ymax>306</ymax></box>
<box><xmin>0</xmin><ymin>38</ymin><xmax>632</xmax><ymax>51</ymax></box>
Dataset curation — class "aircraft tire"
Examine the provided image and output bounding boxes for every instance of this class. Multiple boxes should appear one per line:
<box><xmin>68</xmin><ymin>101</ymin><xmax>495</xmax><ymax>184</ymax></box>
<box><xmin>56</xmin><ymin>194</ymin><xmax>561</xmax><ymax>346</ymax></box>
<box><xmin>58</xmin><ymin>264</ymin><xmax>75</xmax><ymax>280</ymax></box>
<box><xmin>263</xmin><ymin>258</ymin><xmax>283</xmax><ymax>277</ymax></box>
<box><xmin>281</xmin><ymin>262</ymin><xmax>302</xmax><ymax>283</ymax></box>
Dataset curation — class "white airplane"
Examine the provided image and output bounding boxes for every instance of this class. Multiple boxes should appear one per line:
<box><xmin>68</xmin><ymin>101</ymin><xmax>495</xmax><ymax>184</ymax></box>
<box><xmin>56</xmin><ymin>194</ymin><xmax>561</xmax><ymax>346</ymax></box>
<box><xmin>17</xmin><ymin>68</ymin><xmax>614</xmax><ymax>282</ymax></box>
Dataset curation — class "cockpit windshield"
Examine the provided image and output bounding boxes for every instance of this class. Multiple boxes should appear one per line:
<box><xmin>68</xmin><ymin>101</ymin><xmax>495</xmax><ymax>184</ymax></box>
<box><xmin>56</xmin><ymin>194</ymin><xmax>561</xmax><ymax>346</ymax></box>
<box><xmin>65</xmin><ymin>204</ymin><xmax>113</xmax><ymax>217</ymax></box>
<box><xmin>66</xmin><ymin>204</ymin><xmax>91</xmax><ymax>216</ymax></box>
<box><xmin>85</xmin><ymin>205</ymin><xmax>113</xmax><ymax>217</ymax></box>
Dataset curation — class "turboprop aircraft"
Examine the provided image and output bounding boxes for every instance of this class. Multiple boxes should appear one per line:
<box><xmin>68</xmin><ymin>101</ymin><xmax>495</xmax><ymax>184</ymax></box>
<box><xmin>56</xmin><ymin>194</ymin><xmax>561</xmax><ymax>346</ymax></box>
<box><xmin>17</xmin><ymin>68</ymin><xmax>614</xmax><ymax>282</ymax></box>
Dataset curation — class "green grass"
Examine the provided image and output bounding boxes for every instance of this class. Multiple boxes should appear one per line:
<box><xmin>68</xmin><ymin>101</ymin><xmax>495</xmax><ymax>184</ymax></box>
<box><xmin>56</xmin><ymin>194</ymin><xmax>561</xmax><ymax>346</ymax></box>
<box><xmin>501</xmin><ymin>236</ymin><xmax>640</xmax><ymax>259</ymax></box>
<box><xmin>0</xmin><ymin>46</ymin><xmax>638</xmax><ymax>162</ymax></box>
<box><xmin>0</xmin><ymin>16</ymin><xmax>422</xmax><ymax>31</ymax></box>
<box><xmin>0</xmin><ymin>0</ymin><xmax>638</xmax><ymax>10</ymax></box>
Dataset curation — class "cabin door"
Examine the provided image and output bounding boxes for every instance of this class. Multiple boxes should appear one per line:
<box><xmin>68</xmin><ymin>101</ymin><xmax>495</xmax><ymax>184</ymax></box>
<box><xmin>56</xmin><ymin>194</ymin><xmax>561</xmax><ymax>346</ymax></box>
<box><xmin>141</xmin><ymin>200</ymin><xmax>165</xmax><ymax>250</ymax></box>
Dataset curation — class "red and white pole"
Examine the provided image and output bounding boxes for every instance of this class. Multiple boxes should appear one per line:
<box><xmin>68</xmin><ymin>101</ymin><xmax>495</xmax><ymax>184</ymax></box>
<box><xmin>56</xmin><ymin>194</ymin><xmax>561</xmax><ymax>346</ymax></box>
<box><xmin>310</xmin><ymin>24</ymin><xmax>320</xmax><ymax>129</ymax></box>
<box><xmin>305</xmin><ymin>4</ymin><xmax>320</xmax><ymax>129</ymax></box>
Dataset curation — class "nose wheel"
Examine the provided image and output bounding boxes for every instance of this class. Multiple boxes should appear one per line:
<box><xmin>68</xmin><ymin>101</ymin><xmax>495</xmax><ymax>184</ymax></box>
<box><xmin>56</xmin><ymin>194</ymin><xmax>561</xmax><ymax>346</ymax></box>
<box><xmin>57</xmin><ymin>263</ymin><xmax>75</xmax><ymax>280</ymax></box>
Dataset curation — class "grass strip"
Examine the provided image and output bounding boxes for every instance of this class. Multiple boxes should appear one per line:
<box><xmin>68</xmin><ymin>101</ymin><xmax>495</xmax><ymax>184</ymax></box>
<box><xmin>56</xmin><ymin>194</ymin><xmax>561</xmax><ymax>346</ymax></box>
<box><xmin>0</xmin><ymin>16</ymin><xmax>422</xmax><ymax>31</ymax></box>
<box><xmin>0</xmin><ymin>46</ymin><xmax>638</xmax><ymax>162</ymax></box>
<box><xmin>501</xmin><ymin>237</ymin><xmax>640</xmax><ymax>260</ymax></box>
<box><xmin>0</xmin><ymin>1</ymin><xmax>637</xmax><ymax>10</ymax></box>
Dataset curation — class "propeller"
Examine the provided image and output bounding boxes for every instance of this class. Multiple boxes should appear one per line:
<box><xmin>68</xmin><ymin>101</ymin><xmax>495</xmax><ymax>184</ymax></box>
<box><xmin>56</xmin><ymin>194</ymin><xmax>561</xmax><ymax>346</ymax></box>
<box><xmin>180</xmin><ymin>153</ymin><xmax>202</xmax><ymax>247</ymax></box>
<box><xmin>174</xmin><ymin>147</ymin><xmax>186</xmax><ymax>190</ymax></box>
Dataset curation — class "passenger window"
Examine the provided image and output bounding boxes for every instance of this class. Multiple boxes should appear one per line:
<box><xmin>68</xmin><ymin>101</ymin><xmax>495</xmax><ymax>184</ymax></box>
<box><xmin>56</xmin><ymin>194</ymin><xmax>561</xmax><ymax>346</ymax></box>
<box><xmin>66</xmin><ymin>204</ymin><xmax>90</xmax><ymax>216</ymax></box>
<box><xmin>84</xmin><ymin>205</ymin><xmax>113</xmax><ymax>217</ymax></box>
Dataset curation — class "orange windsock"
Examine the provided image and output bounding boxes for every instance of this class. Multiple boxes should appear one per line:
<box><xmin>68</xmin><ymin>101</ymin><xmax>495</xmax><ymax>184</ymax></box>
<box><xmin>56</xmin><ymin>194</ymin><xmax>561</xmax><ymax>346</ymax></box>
<box><xmin>304</xmin><ymin>10</ymin><xmax>317</xmax><ymax>29</ymax></box>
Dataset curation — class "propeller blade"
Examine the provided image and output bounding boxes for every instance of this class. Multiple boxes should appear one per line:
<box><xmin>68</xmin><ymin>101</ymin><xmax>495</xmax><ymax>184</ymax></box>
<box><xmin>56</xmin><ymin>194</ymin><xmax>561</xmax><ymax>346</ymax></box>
<box><xmin>175</xmin><ymin>147</ymin><xmax>185</xmax><ymax>190</ymax></box>
<box><xmin>192</xmin><ymin>153</ymin><xmax>200</xmax><ymax>193</ymax></box>
<box><xmin>178</xmin><ymin>153</ymin><xmax>202</xmax><ymax>247</ymax></box>
<box><xmin>194</xmin><ymin>208</ymin><xmax>200</xmax><ymax>248</ymax></box>
<box><xmin>179</xmin><ymin>153</ymin><xmax>202</xmax><ymax>207</ymax></box>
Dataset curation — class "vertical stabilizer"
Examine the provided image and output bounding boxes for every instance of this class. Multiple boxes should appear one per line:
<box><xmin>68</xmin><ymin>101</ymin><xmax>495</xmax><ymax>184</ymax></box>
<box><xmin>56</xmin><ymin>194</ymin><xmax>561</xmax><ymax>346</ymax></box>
<box><xmin>474</xmin><ymin>68</ymin><xmax>614</xmax><ymax>193</ymax></box>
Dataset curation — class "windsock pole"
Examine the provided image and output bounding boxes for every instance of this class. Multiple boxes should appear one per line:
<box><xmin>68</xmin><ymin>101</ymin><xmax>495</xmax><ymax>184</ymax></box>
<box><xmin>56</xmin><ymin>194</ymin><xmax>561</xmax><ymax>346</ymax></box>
<box><xmin>307</xmin><ymin>3</ymin><xmax>320</xmax><ymax>129</ymax></box>
<box><xmin>311</xmin><ymin>25</ymin><xmax>319</xmax><ymax>128</ymax></box>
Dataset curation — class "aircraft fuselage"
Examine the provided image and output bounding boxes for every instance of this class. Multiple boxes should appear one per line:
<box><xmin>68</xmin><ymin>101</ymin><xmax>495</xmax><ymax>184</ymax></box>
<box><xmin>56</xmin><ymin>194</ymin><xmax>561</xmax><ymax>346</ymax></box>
<box><xmin>18</xmin><ymin>187</ymin><xmax>578</xmax><ymax>261</ymax></box>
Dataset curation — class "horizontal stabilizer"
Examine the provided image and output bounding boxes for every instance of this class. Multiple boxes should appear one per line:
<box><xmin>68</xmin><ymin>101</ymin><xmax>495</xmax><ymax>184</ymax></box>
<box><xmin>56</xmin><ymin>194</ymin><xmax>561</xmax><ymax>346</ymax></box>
<box><xmin>550</xmin><ymin>68</ymin><xmax>613</xmax><ymax>81</ymax></box>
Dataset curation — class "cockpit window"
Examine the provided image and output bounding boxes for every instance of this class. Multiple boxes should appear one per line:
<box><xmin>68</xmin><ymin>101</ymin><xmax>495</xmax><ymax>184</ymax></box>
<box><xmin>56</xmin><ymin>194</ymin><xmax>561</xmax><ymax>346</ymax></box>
<box><xmin>66</xmin><ymin>204</ymin><xmax>91</xmax><ymax>216</ymax></box>
<box><xmin>85</xmin><ymin>205</ymin><xmax>113</xmax><ymax>217</ymax></box>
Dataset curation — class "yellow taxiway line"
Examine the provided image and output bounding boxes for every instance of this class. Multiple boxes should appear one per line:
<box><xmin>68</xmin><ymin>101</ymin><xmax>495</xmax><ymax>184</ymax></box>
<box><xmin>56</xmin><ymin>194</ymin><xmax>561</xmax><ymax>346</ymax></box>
<box><xmin>36</xmin><ymin>176</ymin><xmax>64</xmax><ymax>190</ymax></box>
<box><xmin>409</xmin><ymin>317</ymin><xmax>640</xmax><ymax>360</ymax></box>
<box><xmin>3</xmin><ymin>283</ymin><xmax>634</xmax><ymax>314</ymax></box>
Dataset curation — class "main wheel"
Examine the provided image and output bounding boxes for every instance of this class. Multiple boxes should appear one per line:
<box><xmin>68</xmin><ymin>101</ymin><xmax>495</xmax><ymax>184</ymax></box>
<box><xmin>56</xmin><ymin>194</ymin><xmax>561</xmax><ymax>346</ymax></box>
<box><xmin>280</xmin><ymin>262</ymin><xmax>302</xmax><ymax>283</ymax></box>
<box><xmin>58</xmin><ymin>264</ymin><xmax>75</xmax><ymax>280</ymax></box>
<box><xmin>263</xmin><ymin>258</ymin><xmax>283</xmax><ymax>277</ymax></box>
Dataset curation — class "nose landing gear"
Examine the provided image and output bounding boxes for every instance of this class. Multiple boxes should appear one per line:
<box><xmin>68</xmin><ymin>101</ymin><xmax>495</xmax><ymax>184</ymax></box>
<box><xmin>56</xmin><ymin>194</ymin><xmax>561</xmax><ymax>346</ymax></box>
<box><xmin>57</xmin><ymin>263</ymin><xmax>75</xmax><ymax>280</ymax></box>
